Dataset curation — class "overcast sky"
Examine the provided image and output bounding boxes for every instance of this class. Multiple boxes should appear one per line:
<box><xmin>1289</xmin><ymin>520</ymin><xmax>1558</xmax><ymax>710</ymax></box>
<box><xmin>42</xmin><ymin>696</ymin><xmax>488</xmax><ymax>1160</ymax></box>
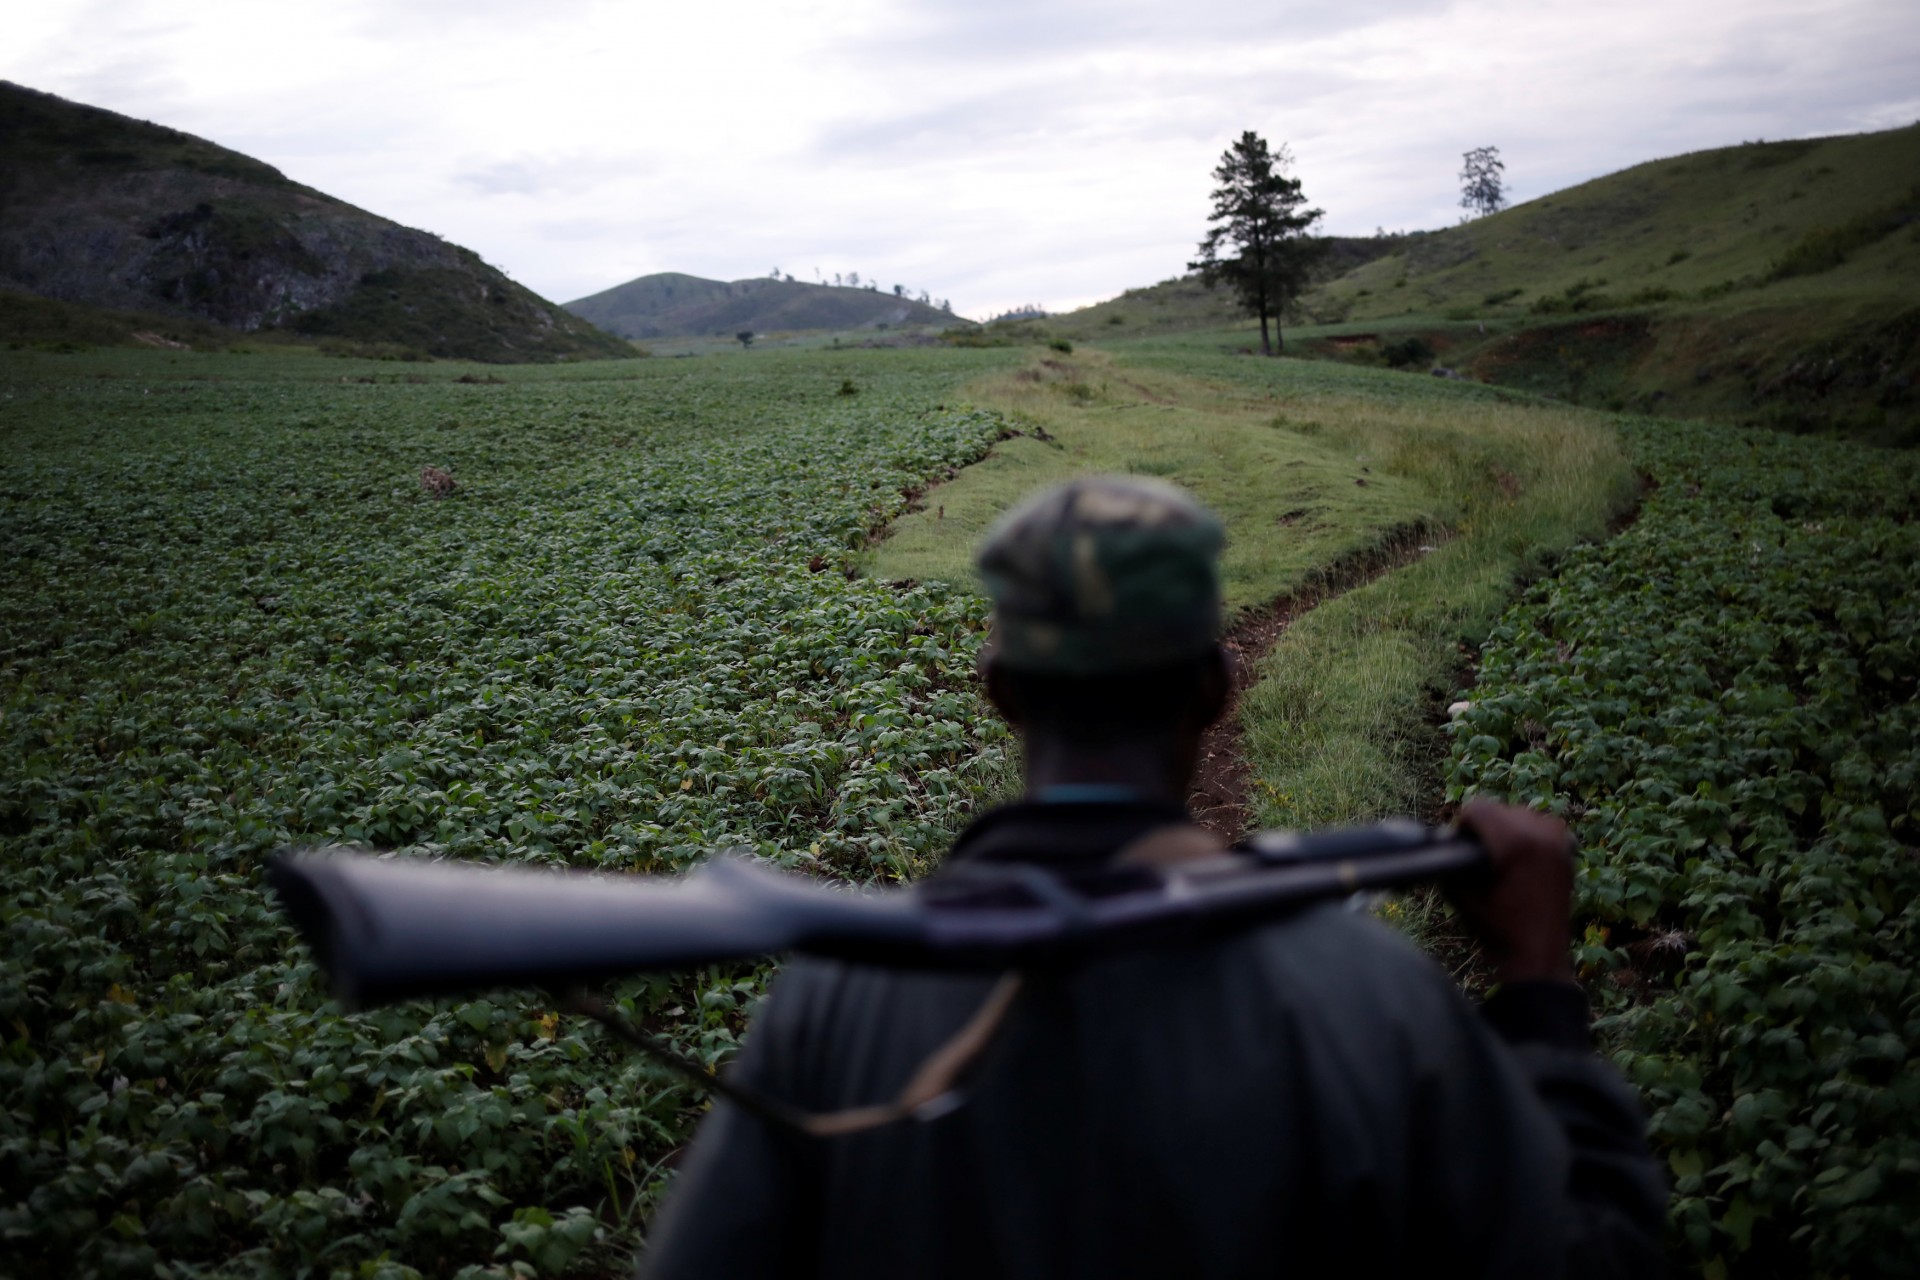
<box><xmin>10</xmin><ymin>0</ymin><xmax>1918</xmax><ymax>318</ymax></box>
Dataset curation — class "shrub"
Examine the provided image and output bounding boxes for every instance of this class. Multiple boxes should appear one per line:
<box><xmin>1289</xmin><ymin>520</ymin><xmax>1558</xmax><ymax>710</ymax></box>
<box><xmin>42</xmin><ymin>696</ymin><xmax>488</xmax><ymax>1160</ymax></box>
<box><xmin>1765</xmin><ymin>187</ymin><xmax>1920</xmax><ymax>282</ymax></box>
<box><xmin>1381</xmin><ymin>336</ymin><xmax>1434</xmax><ymax>369</ymax></box>
<box><xmin>1529</xmin><ymin>278</ymin><xmax>1615</xmax><ymax>315</ymax></box>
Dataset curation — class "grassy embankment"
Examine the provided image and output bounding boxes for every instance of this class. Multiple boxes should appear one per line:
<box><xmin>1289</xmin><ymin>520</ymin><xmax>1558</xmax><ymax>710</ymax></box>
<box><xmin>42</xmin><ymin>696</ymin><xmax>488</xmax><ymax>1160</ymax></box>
<box><xmin>868</xmin><ymin>343</ymin><xmax>1639</xmax><ymax>826</ymax></box>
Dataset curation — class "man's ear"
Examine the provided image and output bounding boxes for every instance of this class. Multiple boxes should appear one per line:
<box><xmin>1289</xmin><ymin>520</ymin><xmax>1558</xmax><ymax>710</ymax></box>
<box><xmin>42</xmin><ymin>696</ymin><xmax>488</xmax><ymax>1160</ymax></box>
<box><xmin>982</xmin><ymin>655</ymin><xmax>1026</xmax><ymax>728</ymax></box>
<box><xmin>1194</xmin><ymin>645</ymin><xmax>1231</xmax><ymax>730</ymax></box>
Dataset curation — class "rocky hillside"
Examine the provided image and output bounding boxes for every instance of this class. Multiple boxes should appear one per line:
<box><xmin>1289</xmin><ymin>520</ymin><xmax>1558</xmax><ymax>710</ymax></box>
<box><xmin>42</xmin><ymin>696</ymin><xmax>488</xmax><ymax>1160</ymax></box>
<box><xmin>0</xmin><ymin>81</ymin><xmax>630</xmax><ymax>361</ymax></box>
<box><xmin>566</xmin><ymin>272</ymin><xmax>960</xmax><ymax>339</ymax></box>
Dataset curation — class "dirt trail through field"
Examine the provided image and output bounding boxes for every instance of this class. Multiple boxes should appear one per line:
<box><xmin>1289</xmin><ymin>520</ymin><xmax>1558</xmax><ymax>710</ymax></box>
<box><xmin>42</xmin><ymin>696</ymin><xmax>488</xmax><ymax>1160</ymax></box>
<box><xmin>1186</xmin><ymin>523</ymin><xmax>1450</xmax><ymax>839</ymax></box>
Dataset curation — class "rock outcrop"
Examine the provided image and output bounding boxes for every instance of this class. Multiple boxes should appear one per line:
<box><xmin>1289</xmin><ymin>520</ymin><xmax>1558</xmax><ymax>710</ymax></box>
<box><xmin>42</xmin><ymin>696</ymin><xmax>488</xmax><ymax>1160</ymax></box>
<box><xmin>0</xmin><ymin>81</ymin><xmax>630</xmax><ymax>361</ymax></box>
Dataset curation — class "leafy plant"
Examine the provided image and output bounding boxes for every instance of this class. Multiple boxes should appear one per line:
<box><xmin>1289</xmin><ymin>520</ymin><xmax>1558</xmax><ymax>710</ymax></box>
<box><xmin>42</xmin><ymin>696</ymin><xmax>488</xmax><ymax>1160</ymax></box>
<box><xmin>0</xmin><ymin>345</ymin><xmax>1022</xmax><ymax>1277</ymax></box>
<box><xmin>1448</xmin><ymin>416</ymin><xmax>1920</xmax><ymax>1277</ymax></box>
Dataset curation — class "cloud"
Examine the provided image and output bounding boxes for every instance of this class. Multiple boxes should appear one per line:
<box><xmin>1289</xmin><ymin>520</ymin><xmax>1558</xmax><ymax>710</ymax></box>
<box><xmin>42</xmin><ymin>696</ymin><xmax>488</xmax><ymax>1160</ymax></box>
<box><xmin>453</xmin><ymin>155</ymin><xmax>634</xmax><ymax>198</ymax></box>
<box><xmin>811</xmin><ymin>58</ymin><xmax>1361</xmax><ymax>168</ymax></box>
<box><xmin>841</xmin><ymin>0</ymin><xmax>1460</xmax><ymax>70</ymax></box>
<box><xmin>5</xmin><ymin>0</ymin><xmax>1918</xmax><ymax>318</ymax></box>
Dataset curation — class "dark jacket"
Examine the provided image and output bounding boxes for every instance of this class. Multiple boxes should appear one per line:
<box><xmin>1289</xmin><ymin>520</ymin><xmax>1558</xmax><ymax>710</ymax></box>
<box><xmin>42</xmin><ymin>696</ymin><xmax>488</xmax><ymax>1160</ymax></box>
<box><xmin>642</xmin><ymin>801</ymin><xmax>1668</xmax><ymax>1278</ymax></box>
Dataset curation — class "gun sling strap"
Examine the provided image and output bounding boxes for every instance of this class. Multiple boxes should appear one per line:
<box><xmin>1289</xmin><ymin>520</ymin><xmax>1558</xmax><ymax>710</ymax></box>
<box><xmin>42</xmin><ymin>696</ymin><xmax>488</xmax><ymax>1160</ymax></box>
<box><xmin>565</xmin><ymin>822</ymin><xmax>1228</xmax><ymax>1139</ymax></box>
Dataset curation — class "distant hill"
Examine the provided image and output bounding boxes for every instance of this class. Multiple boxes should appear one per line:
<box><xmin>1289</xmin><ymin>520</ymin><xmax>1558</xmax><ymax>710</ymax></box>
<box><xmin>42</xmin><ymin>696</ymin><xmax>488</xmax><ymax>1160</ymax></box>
<box><xmin>0</xmin><ymin>81</ymin><xmax>631</xmax><ymax>361</ymax></box>
<box><xmin>566</xmin><ymin>272</ymin><xmax>961</xmax><ymax>339</ymax></box>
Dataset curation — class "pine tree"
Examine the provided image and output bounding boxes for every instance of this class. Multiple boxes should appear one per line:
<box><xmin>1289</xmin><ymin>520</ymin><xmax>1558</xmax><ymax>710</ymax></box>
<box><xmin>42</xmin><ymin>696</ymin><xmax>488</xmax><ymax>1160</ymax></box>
<box><xmin>1189</xmin><ymin>131</ymin><xmax>1323</xmax><ymax>355</ymax></box>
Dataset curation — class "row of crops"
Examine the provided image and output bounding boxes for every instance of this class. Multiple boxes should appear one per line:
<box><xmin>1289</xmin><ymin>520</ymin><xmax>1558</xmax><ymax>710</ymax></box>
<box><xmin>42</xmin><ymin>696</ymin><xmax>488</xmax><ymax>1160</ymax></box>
<box><xmin>0</xmin><ymin>349</ymin><xmax>1019</xmax><ymax>1277</ymax></box>
<box><xmin>1448</xmin><ymin>419</ymin><xmax>1919</xmax><ymax>1276</ymax></box>
<box><xmin>7</xmin><ymin>340</ymin><xmax>1914</xmax><ymax>1277</ymax></box>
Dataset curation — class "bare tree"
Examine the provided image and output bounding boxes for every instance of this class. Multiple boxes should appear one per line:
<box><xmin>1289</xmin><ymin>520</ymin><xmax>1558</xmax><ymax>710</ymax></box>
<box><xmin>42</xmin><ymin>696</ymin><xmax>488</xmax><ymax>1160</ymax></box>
<box><xmin>1459</xmin><ymin>146</ymin><xmax>1507</xmax><ymax>219</ymax></box>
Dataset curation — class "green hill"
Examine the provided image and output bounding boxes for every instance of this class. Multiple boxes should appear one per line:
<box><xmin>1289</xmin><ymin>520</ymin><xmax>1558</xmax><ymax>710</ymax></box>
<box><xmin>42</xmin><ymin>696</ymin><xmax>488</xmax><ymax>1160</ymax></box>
<box><xmin>1312</xmin><ymin>128</ymin><xmax>1920</xmax><ymax>440</ymax></box>
<box><xmin>1057</xmin><ymin>126</ymin><xmax>1920</xmax><ymax>442</ymax></box>
<box><xmin>565</xmin><ymin>272</ymin><xmax>961</xmax><ymax>340</ymax></box>
<box><xmin>1309</xmin><ymin>126</ymin><xmax>1920</xmax><ymax>325</ymax></box>
<box><xmin>0</xmin><ymin>81</ymin><xmax>631</xmax><ymax>362</ymax></box>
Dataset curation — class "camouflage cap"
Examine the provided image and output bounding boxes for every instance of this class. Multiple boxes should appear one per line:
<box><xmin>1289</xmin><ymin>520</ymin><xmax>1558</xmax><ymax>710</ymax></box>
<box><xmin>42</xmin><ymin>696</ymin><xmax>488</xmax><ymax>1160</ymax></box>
<box><xmin>975</xmin><ymin>475</ymin><xmax>1225</xmax><ymax>674</ymax></box>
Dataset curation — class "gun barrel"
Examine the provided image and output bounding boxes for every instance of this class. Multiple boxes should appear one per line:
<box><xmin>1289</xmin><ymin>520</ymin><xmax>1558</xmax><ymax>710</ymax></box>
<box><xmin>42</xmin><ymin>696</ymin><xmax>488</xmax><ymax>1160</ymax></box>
<box><xmin>269</xmin><ymin>850</ymin><xmax>922</xmax><ymax>1008</ymax></box>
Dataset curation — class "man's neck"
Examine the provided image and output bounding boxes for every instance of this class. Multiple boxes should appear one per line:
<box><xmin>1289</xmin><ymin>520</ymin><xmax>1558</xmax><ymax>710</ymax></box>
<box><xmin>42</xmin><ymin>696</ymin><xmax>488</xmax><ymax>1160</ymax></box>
<box><xmin>1021</xmin><ymin>739</ymin><xmax>1190</xmax><ymax>807</ymax></box>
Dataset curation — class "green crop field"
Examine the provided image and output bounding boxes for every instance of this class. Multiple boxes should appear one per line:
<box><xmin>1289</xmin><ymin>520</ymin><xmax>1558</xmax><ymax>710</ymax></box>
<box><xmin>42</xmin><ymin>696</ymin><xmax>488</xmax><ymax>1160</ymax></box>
<box><xmin>1450</xmin><ymin>420</ymin><xmax>1920</xmax><ymax>1275</ymax></box>
<box><xmin>0</xmin><ymin>346</ymin><xmax>1029</xmax><ymax>1277</ymax></box>
<box><xmin>2</xmin><ymin>336</ymin><xmax>1915</xmax><ymax>1279</ymax></box>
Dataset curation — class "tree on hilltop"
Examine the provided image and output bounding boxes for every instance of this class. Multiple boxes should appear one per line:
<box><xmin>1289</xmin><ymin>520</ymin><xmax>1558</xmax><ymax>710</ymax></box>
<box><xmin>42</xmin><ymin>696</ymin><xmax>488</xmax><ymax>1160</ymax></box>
<box><xmin>1190</xmin><ymin>131</ymin><xmax>1323</xmax><ymax>356</ymax></box>
<box><xmin>1459</xmin><ymin>146</ymin><xmax>1507</xmax><ymax>219</ymax></box>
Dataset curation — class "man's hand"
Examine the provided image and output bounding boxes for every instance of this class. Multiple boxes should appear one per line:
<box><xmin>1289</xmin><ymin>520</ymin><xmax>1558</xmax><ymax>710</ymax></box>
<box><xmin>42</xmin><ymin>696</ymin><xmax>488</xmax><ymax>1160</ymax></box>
<box><xmin>1447</xmin><ymin>800</ymin><xmax>1576</xmax><ymax>986</ymax></box>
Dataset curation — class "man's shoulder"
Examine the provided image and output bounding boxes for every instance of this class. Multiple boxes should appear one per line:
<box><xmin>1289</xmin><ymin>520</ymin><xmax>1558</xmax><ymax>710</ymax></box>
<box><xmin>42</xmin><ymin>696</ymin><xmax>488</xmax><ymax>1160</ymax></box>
<box><xmin>741</xmin><ymin>903</ymin><xmax>1496</xmax><ymax>1132</ymax></box>
<box><xmin>1229</xmin><ymin>904</ymin><xmax>1486</xmax><ymax>1037</ymax></box>
<box><xmin>769</xmin><ymin>900</ymin><xmax>1469</xmax><ymax>1033</ymax></box>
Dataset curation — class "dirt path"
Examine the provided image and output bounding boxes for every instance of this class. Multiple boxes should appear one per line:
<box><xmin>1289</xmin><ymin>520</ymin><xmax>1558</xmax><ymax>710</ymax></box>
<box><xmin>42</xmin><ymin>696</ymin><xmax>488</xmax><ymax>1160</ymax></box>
<box><xmin>1186</xmin><ymin>522</ymin><xmax>1450</xmax><ymax>839</ymax></box>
